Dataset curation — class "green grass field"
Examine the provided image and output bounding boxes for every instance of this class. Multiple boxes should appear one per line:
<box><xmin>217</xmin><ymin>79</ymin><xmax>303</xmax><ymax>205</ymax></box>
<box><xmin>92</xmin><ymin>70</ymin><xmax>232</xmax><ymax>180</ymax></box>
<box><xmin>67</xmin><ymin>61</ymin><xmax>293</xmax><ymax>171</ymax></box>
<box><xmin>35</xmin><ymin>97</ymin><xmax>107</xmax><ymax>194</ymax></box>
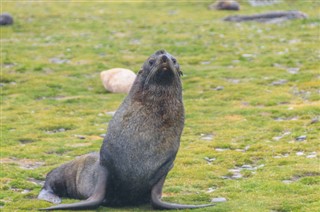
<box><xmin>1</xmin><ymin>0</ymin><xmax>319</xmax><ymax>211</ymax></box>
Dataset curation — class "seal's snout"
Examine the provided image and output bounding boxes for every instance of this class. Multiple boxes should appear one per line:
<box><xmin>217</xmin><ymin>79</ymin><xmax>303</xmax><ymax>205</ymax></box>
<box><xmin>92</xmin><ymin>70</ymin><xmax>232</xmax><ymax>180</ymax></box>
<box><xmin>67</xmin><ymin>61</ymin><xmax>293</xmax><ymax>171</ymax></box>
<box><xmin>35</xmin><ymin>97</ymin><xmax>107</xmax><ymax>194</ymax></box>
<box><xmin>161</xmin><ymin>55</ymin><xmax>168</xmax><ymax>63</ymax></box>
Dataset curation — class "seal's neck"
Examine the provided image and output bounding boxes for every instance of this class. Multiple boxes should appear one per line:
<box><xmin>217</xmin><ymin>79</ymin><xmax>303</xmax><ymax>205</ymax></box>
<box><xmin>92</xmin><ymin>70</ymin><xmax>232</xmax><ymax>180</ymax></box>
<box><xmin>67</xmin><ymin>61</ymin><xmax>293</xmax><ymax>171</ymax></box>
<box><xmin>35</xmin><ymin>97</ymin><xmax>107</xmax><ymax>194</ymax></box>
<box><xmin>130</xmin><ymin>78</ymin><xmax>183</xmax><ymax>105</ymax></box>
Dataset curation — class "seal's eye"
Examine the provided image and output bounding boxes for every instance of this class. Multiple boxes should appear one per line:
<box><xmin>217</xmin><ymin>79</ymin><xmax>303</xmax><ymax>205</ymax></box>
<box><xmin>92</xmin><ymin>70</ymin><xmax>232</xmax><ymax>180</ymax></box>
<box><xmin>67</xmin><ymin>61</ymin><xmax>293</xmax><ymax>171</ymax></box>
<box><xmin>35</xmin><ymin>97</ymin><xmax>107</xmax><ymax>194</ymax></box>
<box><xmin>172</xmin><ymin>58</ymin><xmax>177</xmax><ymax>64</ymax></box>
<box><xmin>149</xmin><ymin>59</ymin><xmax>155</xmax><ymax>66</ymax></box>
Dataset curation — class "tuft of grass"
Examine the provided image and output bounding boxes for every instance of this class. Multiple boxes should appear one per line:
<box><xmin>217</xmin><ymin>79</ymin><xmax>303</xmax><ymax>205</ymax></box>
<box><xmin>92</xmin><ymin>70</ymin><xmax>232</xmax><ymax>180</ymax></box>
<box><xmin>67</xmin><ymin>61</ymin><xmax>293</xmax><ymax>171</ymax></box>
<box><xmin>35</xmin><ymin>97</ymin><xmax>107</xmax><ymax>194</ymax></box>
<box><xmin>1</xmin><ymin>0</ymin><xmax>319</xmax><ymax>211</ymax></box>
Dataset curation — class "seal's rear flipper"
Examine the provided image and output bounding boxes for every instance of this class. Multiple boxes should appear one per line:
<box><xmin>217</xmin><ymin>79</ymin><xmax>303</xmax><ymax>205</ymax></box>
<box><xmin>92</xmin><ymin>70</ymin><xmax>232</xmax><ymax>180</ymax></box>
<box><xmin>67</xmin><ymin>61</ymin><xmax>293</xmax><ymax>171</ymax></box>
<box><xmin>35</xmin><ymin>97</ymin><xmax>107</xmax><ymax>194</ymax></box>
<box><xmin>151</xmin><ymin>175</ymin><xmax>215</xmax><ymax>210</ymax></box>
<box><xmin>40</xmin><ymin>165</ymin><xmax>108</xmax><ymax>211</ymax></box>
<box><xmin>38</xmin><ymin>189</ymin><xmax>61</xmax><ymax>204</ymax></box>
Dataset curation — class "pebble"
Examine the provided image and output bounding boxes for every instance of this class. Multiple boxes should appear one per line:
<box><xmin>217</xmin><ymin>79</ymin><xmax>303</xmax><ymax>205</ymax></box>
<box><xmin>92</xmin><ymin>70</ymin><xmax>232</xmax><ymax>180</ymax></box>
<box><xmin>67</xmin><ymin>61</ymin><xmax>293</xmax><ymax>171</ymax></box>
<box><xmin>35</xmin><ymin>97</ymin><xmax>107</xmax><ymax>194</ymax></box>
<box><xmin>310</xmin><ymin>117</ymin><xmax>319</xmax><ymax>124</ymax></box>
<box><xmin>287</xmin><ymin>67</ymin><xmax>300</xmax><ymax>74</ymax></box>
<box><xmin>248</xmin><ymin>0</ymin><xmax>281</xmax><ymax>6</ymax></box>
<box><xmin>296</xmin><ymin>151</ymin><xmax>304</xmax><ymax>156</ymax></box>
<box><xmin>215</xmin><ymin>148</ymin><xmax>229</xmax><ymax>152</ymax></box>
<box><xmin>273</xmin><ymin>154</ymin><xmax>289</xmax><ymax>159</ymax></box>
<box><xmin>273</xmin><ymin>117</ymin><xmax>298</xmax><ymax>122</ymax></box>
<box><xmin>50</xmin><ymin>57</ymin><xmax>69</xmax><ymax>64</ymax></box>
<box><xmin>211</xmin><ymin>197</ymin><xmax>227</xmax><ymax>203</ymax></box>
<box><xmin>244</xmin><ymin>145</ymin><xmax>250</xmax><ymax>151</ymax></box>
<box><xmin>100</xmin><ymin>68</ymin><xmax>136</xmax><ymax>94</ymax></box>
<box><xmin>242</xmin><ymin>54</ymin><xmax>254</xmax><ymax>58</ymax></box>
<box><xmin>100</xmin><ymin>134</ymin><xmax>106</xmax><ymax>138</ymax></box>
<box><xmin>226</xmin><ymin>79</ymin><xmax>240</xmax><ymax>84</ymax></box>
<box><xmin>306</xmin><ymin>152</ymin><xmax>317</xmax><ymax>158</ymax></box>
<box><xmin>19</xmin><ymin>139</ymin><xmax>34</xmax><ymax>144</ymax></box>
<box><xmin>282</xmin><ymin>180</ymin><xmax>294</xmax><ymax>184</ymax></box>
<box><xmin>207</xmin><ymin>187</ymin><xmax>216</xmax><ymax>193</ymax></box>
<box><xmin>231</xmin><ymin>173</ymin><xmax>243</xmax><ymax>179</ymax></box>
<box><xmin>105</xmin><ymin>111</ymin><xmax>116</xmax><ymax>116</ymax></box>
<box><xmin>21</xmin><ymin>189</ymin><xmax>31</xmax><ymax>194</ymax></box>
<box><xmin>200</xmin><ymin>134</ymin><xmax>214</xmax><ymax>141</ymax></box>
<box><xmin>200</xmin><ymin>61</ymin><xmax>211</xmax><ymax>65</ymax></box>
<box><xmin>271</xmin><ymin>79</ymin><xmax>287</xmax><ymax>86</ymax></box>
<box><xmin>295</xmin><ymin>135</ymin><xmax>307</xmax><ymax>142</ymax></box>
<box><xmin>75</xmin><ymin>135</ymin><xmax>86</xmax><ymax>139</ymax></box>
<box><xmin>45</xmin><ymin>128</ymin><xmax>66</xmax><ymax>134</ymax></box>
<box><xmin>213</xmin><ymin>86</ymin><xmax>224</xmax><ymax>91</ymax></box>
<box><xmin>241</xmin><ymin>164</ymin><xmax>253</xmax><ymax>169</ymax></box>
<box><xmin>204</xmin><ymin>157</ymin><xmax>216</xmax><ymax>163</ymax></box>
<box><xmin>272</xmin><ymin>131</ymin><xmax>291</xmax><ymax>141</ymax></box>
<box><xmin>27</xmin><ymin>178</ymin><xmax>45</xmax><ymax>186</ymax></box>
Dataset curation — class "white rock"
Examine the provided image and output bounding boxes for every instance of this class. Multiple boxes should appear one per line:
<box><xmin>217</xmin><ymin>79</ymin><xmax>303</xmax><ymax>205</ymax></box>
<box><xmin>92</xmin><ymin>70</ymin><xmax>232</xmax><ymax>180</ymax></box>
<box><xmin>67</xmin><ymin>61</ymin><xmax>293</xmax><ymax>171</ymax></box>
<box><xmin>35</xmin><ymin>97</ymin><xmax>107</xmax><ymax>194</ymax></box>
<box><xmin>100</xmin><ymin>68</ymin><xmax>136</xmax><ymax>94</ymax></box>
<box><xmin>296</xmin><ymin>151</ymin><xmax>304</xmax><ymax>156</ymax></box>
<box><xmin>211</xmin><ymin>197</ymin><xmax>227</xmax><ymax>203</ymax></box>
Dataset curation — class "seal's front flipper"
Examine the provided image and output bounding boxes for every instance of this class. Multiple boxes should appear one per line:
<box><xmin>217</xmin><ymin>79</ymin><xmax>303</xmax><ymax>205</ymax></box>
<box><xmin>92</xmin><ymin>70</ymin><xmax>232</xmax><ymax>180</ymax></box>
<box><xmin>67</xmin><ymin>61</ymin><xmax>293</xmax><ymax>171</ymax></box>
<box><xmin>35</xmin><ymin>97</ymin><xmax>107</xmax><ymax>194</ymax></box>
<box><xmin>40</xmin><ymin>165</ymin><xmax>108</xmax><ymax>211</ymax></box>
<box><xmin>38</xmin><ymin>189</ymin><xmax>61</xmax><ymax>204</ymax></box>
<box><xmin>151</xmin><ymin>175</ymin><xmax>215</xmax><ymax>210</ymax></box>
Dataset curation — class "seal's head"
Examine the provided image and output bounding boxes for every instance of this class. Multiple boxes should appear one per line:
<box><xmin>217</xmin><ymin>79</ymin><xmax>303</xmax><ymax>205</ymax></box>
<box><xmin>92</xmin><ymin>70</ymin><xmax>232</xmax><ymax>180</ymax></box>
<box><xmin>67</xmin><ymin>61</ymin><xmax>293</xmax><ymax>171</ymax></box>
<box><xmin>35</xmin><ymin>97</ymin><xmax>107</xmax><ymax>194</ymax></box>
<box><xmin>130</xmin><ymin>50</ymin><xmax>183</xmax><ymax>100</ymax></box>
<box><xmin>130</xmin><ymin>50</ymin><xmax>182</xmax><ymax>101</ymax></box>
<box><xmin>141</xmin><ymin>50</ymin><xmax>182</xmax><ymax>86</ymax></box>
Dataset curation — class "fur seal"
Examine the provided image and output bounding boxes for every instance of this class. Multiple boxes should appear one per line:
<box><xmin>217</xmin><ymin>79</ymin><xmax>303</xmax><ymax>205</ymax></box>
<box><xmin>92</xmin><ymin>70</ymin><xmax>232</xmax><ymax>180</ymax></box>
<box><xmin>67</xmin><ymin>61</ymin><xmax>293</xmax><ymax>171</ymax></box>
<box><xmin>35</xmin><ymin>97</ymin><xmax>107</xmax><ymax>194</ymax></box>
<box><xmin>38</xmin><ymin>50</ymin><xmax>214</xmax><ymax>210</ymax></box>
<box><xmin>0</xmin><ymin>13</ymin><xmax>14</xmax><ymax>26</ymax></box>
<box><xmin>224</xmin><ymin>10</ymin><xmax>307</xmax><ymax>23</ymax></box>
<box><xmin>38</xmin><ymin>152</ymin><xmax>101</xmax><ymax>205</ymax></box>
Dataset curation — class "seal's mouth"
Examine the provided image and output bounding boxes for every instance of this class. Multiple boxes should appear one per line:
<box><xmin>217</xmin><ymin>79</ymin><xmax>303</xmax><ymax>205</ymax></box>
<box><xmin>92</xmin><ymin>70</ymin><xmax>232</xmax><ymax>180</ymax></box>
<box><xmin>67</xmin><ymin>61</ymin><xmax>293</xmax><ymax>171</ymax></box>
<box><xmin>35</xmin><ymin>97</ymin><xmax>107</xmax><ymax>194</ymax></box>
<box><xmin>159</xmin><ymin>54</ymin><xmax>175</xmax><ymax>72</ymax></box>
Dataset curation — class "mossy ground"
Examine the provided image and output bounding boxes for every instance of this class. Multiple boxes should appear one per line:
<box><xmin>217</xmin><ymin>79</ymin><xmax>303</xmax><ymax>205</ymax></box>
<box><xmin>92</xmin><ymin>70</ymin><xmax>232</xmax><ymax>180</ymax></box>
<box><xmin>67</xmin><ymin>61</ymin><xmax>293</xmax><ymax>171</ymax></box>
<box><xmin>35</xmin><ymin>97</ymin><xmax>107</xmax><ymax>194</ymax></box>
<box><xmin>1</xmin><ymin>1</ymin><xmax>319</xmax><ymax>211</ymax></box>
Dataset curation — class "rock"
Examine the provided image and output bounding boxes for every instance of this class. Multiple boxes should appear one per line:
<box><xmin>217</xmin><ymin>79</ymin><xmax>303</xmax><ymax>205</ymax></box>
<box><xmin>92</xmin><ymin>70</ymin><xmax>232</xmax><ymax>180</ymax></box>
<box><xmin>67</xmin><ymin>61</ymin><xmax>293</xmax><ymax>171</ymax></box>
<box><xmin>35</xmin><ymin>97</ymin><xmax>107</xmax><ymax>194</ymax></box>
<box><xmin>207</xmin><ymin>187</ymin><xmax>217</xmax><ymax>193</ymax></box>
<box><xmin>74</xmin><ymin>135</ymin><xmax>86</xmax><ymax>139</ymax></box>
<box><xmin>241</xmin><ymin>164</ymin><xmax>253</xmax><ymax>169</ymax></box>
<box><xmin>215</xmin><ymin>148</ymin><xmax>230</xmax><ymax>152</ymax></box>
<box><xmin>213</xmin><ymin>86</ymin><xmax>224</xmax><ymax>91</ymax></box>
<box><xmin>19</xmin><ymin>139</ymin><xmax>35</xmax><ymax>144</ymax></box>
<box><xmin>228</xmin><ymin>168</ymin><xmax>243</xmax><ymax>179</ymax></box>
<box><xmin>204</xmin><ymin>157</ymin><xmax>216</xmax><ymax>163</ymax></box>
<box><xmin>27</xmin><ymin>178</ymin><xmax>44</xmax><ymax>186</ymax></box>
<box><xmin>49</xmin><ymin>57</ymin><xmax>69</xmax><ymax>64</ymax></box>
<box><xmin>287</xmin><ymin>67</ymin><xmax>300</xmax><ymax>74</ymax></box>
<box><xmin>211</xmin><ymin>197</ymin><xmax>227</xmax><ymax>203</ymax></box>
<box><xmin>248</xmin><ymin>0</ymin><xmax>281</xmax><ymax>7</ymax></box>
<box><xmin>272</xmin><ymin>131</ymin><xmax>291</xmax><ymax>141</ymax></box>
<box><xmin>45</xmin><ymin>128</ymin><xmax>67</xmax><ymax>134</ymax></box>
<box><xmin>271</xmin><ymin>79</ymin><xmax>287</xmax><ymax>86</ymax></box>
<box><xmin>100</xmin><ymin>68</ymin><xmax>136</xmax><ymax>94</ymax></box>
<box><xmin>310</xmin><ymin>117</ymin><xmax>319</xmax><ymax>124</ymax></box>
<box><xmin>21</xmin><ymin>189</ymin><xmax>31</xmax><ymax>194</ymax></box>
<box><xmin>231</xmin><ymin>172</ymin><xmax>243</xmax><ymax>179</ymax></box>
<box><xmin>105</xmin><ymin>111</ymin><xmax>116</xmax><ymax>116</ymax></box>
<box><xmin>0</xmin><ymin>13</ymin><xmax>13</xmax><ymax>26</ymax></box>
<box><xmin>200</xmin><ymin>134</ymin><xmax>214</xmax><ymax>141</ymax></box>
<box><xmin>306</xmin><ymin>152</ymin><xmax>317</xmax><ymax>158</ymax></box>
<box><xmin>296</xmin><ymin>151</ymin><xmax>304</xmax><ymax>156</ymax></box>
<box><xmin>209</xmin><ymin>0</ymin><xmax>240</xmax><ymax>11</ymax></box>
<box><xmin>295</xmin><ymin>135</ymin><xmax>307</xmax><ymax>142</ymax></box>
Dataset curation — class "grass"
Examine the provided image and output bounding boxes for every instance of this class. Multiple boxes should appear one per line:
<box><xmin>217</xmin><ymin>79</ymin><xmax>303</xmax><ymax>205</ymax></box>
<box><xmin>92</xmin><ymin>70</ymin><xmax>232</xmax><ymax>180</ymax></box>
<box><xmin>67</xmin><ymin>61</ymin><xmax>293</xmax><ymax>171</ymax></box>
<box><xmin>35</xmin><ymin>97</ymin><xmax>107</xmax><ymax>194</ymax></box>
<box><xmin>1</xmin><ymin>0</ymin><xmax>319</xmax><ymax>211</ymax></box>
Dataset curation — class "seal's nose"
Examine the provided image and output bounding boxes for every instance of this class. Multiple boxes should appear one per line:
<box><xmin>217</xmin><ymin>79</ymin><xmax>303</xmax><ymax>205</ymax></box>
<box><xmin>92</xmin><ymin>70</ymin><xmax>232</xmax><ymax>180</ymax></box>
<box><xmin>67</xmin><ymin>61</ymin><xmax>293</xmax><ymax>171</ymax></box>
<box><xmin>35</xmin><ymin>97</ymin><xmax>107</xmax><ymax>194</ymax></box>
<box><xmin>161</xmin><ymin>55</ymin><xmax>168</xmax><ymax>62</ymax></box>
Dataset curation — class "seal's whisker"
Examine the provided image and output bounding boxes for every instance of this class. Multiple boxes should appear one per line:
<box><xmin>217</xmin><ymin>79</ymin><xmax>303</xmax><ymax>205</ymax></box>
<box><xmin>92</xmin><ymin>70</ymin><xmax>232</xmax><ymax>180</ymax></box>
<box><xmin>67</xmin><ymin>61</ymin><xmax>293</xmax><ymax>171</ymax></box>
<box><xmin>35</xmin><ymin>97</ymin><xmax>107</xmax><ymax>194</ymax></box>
<box><xmin>144</xmin><ymin>64</ymin><xmax>158</xmax><ymax>86</ymax></box>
